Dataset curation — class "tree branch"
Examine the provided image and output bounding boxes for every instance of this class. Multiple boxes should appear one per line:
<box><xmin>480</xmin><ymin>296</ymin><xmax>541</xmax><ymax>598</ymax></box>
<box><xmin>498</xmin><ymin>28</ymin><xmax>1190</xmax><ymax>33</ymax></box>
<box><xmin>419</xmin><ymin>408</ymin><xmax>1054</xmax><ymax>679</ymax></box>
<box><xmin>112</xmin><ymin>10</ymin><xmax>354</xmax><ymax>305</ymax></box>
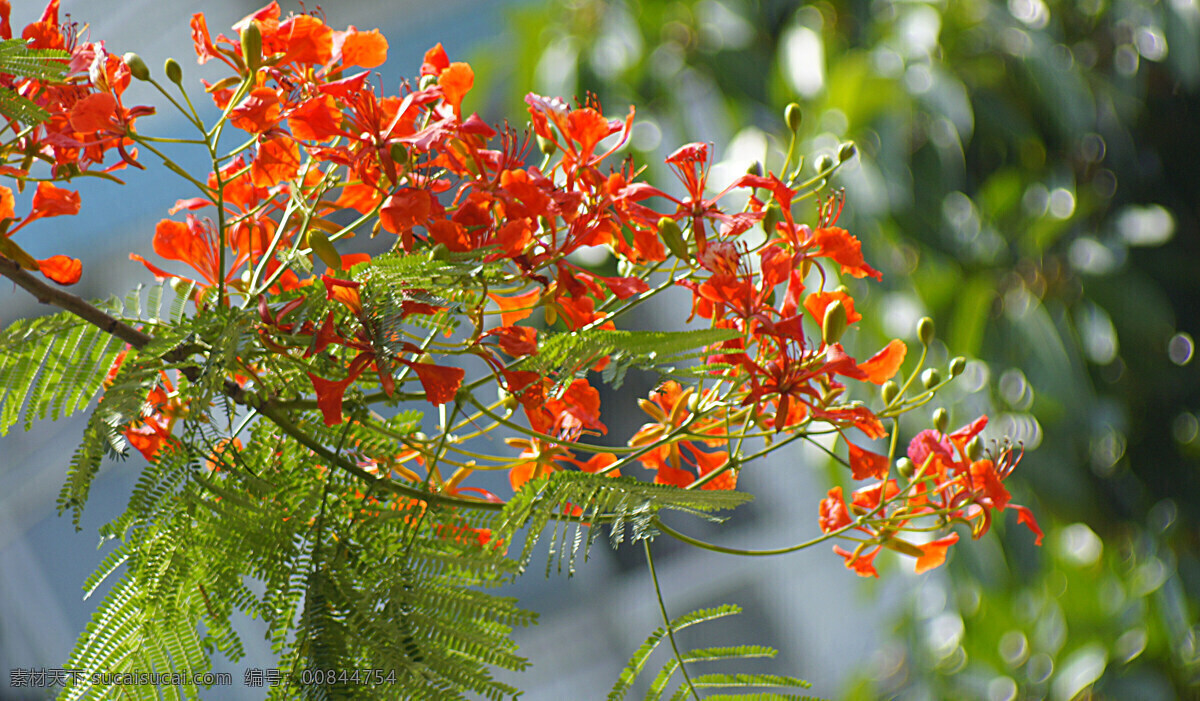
<box><xmin>0</xmin><ymin>254</ymin><xmax>501</xmax><ymax>512</ymax></box>
<box><xmin>0</xmin><ymin>256</ymin><xmax>153</xmax><ymax>348</ymax></box>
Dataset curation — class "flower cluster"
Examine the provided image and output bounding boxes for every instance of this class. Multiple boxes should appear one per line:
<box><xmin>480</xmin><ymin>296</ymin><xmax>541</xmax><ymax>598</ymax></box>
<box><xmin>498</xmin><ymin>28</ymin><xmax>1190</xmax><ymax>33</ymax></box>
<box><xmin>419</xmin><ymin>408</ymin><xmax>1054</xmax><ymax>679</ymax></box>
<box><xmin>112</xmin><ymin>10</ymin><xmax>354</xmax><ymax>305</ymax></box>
<box><xmin>0</xmin><ymin>0</ymin><xmax>153</xmax><ymax>284</ymax></box>
<box><xmin>0</xmin><ymin>1</ymin><xmax>1040</xmax><ymax>577</ymax></box>
<box><xmin>819</xmin><ymin>416</ymin><xmax>1043</xmax><ymax>577</ymax></box>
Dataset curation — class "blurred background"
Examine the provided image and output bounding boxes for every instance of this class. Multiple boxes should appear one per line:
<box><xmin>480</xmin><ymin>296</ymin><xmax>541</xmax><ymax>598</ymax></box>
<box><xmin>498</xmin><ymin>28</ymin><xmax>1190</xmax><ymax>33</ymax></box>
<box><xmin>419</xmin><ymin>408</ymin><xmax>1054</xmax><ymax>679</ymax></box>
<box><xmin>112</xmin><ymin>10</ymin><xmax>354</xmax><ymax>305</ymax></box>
<box><xmin>2</xmin><ymin>0</ymin><xmax>1199</xmax><ymax>699</ymax></box>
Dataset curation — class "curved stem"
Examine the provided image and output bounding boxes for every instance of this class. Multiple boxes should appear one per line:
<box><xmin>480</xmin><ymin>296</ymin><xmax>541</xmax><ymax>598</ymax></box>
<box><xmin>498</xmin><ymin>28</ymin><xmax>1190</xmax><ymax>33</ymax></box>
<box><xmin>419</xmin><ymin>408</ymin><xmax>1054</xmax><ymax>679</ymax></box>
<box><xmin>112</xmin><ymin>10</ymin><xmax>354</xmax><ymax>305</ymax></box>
<box><xmin>644</xmin><ymin>540</ymin><xmax>700</xmax><ymax>701</ymax></box>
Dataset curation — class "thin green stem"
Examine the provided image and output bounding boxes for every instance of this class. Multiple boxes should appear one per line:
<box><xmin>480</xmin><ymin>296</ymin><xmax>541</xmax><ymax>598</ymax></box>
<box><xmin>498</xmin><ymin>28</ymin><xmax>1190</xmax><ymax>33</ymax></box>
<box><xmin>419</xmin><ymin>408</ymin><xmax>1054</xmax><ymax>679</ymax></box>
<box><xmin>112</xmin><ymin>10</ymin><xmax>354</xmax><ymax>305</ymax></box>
<box><xmin>146</xmin><ymin>78</ymin><xmax>203</xmax><ymax>130</ymax></box>
<box><xmin>644</xmin><ymin>540</ymin><xmax>700</xmax><ymax>701</ymax></box>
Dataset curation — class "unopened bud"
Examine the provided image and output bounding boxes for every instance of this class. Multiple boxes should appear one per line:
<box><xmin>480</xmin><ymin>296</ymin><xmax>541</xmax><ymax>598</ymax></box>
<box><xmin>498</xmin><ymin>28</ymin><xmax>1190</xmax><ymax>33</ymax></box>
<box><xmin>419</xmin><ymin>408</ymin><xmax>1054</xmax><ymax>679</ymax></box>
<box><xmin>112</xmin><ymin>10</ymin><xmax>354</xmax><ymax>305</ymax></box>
<box><xmin>746</xmin><ymin>161</ymin><xmax>762</xmax><ymax>177</ymax></box>
<box><xmin>822</xmin><ymin>299</ymin><xmax>848</xmax><ymax>346</ymax></box>
<box><xmin>390</xmin><ymin>143</ymin><xmax>408</xmax><ymax>163</ymax></box>
<box><xmin>917</xmin><ymin>316</ymin><xmax>934</xmax><ymax>345</ymax></box>
<box><xmin>429</xmin><ymin>243</ymin><xmax>450</xmax><ymax>260</ymax></box>
<box><xmin>307</xmin><ymin>231</ymin><xmax>342</xmax><ymax>270</ymax></box>
<box><xmin>838</xmin><ymin>141</ymin><xmax>858</xmax><ymax>163</ymax></box>
<box><xmin>881</xmin><ymin>381</ymin><xmax>899</xmax><ymax>405</ymax></box>
<box><xmin>921</xmin><ymin>368</ymin><xmax>941</xmax><ymax>390</ymax></box>
<box><xmin>536</xmin><ymin>133</ymin><xmax>557</xmax><ymax>156</ymax></box>
<box><xmin>123</xmin><ymin>53</ymin><xmax>150</xmax><ymax>81</ymax></box>
<box><xmin>657</xmin><ymin>217</ymin><xmax>689</xmax><ymax>260</ymax></box>
<box><xmin>966</xmin><ymin>436</ymin><xmax>984</xmax><ymax>462</ymax></box>
<box><xmin>240</xmin><ymin>21</ymin><xmax>263</xmax><ymax>72</ymax></box>
<box><xmin>164</xmin><ymin>58</ymin><xmax>183</xmax><ymax>85</ymax></box>
<box><xmin>784</xmin><ymin>102</ymin><xmax>802</xmax><ymax>132</ymax></box>
<box><xmin>814</xmin><ymin>154</ymin><xmax>834</xmax><ymax>174</ymax></box>
<box><xmin>897</xmin><ymin>457</ymin><xmax>915</xmax><ymax>479</ymax></box>
<box><xmin>883</xmin><ymin>538</ymin><xmax>926</xmax><ymax>558</ymax></box>
<box><xmin>502</xmin><ymin>393</ymin><xmax>520</xmax><ymax>411</ymax></box>
<box><xmin>762</xmin><ymin>201</ymin><xmax>783</xmax><ymax>234</ymax></box>
<box><xmin>949</xmin><ymin>356</ymin><xmax>966</xmax><ymax>377</ymax></box>
<box><xmin>933</xmin><ymin>407</ymin><xmax>948</xmax><ymax>433</ymax></box>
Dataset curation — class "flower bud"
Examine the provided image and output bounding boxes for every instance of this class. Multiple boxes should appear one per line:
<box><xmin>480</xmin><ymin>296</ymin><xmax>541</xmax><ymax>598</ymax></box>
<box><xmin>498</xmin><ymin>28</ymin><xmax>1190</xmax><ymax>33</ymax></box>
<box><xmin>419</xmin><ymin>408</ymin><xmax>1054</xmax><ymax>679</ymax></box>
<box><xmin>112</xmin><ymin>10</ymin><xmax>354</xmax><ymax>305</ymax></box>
<box><xmin>390</xmin><ymin>143</ymin><xmax>408</xmax><ymax>163</ymax></box>
<box><xmin>536</xmin><ymin>133</ymin><xmax>557</xmax><ymax>156</ymax></box>
<box><xmin>746</xmin><ymin>161</ymin><xmax>763</xmax><ymax>177</ymax></box>
<box><xmin>762</xmin><ymin>201</ymin><xmax>783</xmax><ymax>234</ymax></box>
<box><xmin>949</xmin><ymin>356</ymin><xmax>966</xmax><ymax>377</ymax></box>
<box><xmin>917</xmin><ymin>316</ymin><xmax>934</xmax><ymax>345</ymax></box>
<box><xmin>822</xmin><ymin>299</ymin><xmax>848</xmax><ymax>346</ymax></box>
<box><xmin>123</xmin><ymin>53</ymin><xmax>150</xmax><ymax>81</ymax></box>
<box><xmin>838</xmin><ymin>141</ymin><xmax>858</xmax><ymax>163</ymax></box>
<box><xmin>814</xmin><ymin>154</ymin><xmax>834</xmax><ymax>174</ymax></box>
<box><xmin>921</xmin><ymin>368</ymin><xmax>941</xmax><ymax>390</ymax></box>
<box><xmin>307</xmin><ymin>230</ymin><xmax>342</xmax><ymax>270</ymax></box>
<box><xmin>240</xmin><ymin>20</ymin><xmax>263</xmax><ymax>72</ymax></box>
<box><xmin>412</xmin><ymin>432</ymin><xmax>429</xmax><ymax>443</ymax></box>
<box><xmin>784</xmin><ymin>102</ymin><xmax>802</xmax><ymax>132</ymax></box>
<box><xmin>657</xmin><ymin>217</ymin><xmax>689</xmax><ymax>260</ymax></box>
<box><xmin>883</xmin><ymin>538</ymin><xmax>926</xmax><ymax>558</ymax></box>
<box><xmin>933</xmin><ymin>407</ymin><xmax>948</xmax><ymax>433</ymax></box>
<box><xmin>897</xmin><ymin>457</ymin><xmax>915</xmax><ymax>479</ymax></box>
<box><xmin>502</xmin><ymin>393</ymin><xmax>520</xmax><ymax>411</ymax></box>
<box><xmin>966</xmin><ymin>436</ymin><xmax>984</xmax><ymax>462</ymax></box>
<box><xmin>881</xmin><ymin>380</ymin><xmax>899</xmax><ymax>405</ymax></box>
<box><xmin>429</xmin><ymin>243</ymin><xmax>450</xmax><ymax>261</ymax></box>
<box><xmin>164</xmin><ymin>58</ymin><xmax>183</xmax><ymax>85</ymax></box>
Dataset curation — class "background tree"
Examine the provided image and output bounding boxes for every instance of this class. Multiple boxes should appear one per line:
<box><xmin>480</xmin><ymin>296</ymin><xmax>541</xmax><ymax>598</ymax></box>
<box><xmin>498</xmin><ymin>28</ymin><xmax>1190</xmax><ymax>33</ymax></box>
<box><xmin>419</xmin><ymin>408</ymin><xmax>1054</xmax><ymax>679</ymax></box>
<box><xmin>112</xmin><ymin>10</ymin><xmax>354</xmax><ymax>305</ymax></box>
<box><xmin>472</xmin><ymin>0</ymin><xmax>1199</xmax><ymax>697</ymax></box>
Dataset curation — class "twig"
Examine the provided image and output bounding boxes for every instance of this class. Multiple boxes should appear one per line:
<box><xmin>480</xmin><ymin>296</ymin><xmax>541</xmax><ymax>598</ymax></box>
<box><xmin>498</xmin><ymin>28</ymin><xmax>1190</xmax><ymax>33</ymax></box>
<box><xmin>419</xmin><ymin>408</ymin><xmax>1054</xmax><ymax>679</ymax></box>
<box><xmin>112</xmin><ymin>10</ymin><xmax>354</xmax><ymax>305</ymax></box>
<box><xmin>0</xmin><ymin>256</ymin><xmax>153</xmax><ymax>348</ymax></box>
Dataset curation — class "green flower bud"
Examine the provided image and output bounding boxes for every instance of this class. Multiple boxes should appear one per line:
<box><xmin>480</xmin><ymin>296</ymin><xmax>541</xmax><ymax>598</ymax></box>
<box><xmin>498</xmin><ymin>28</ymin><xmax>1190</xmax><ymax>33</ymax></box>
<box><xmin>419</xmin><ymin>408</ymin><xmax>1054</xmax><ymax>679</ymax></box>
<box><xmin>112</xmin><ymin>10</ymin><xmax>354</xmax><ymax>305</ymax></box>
<box><xmin>921</xmin><ymin>368</ymin><xmax>941</xmax><ymax>390</ymax></box>
<box><xmin>429</xmin><ymin>243</ymin><xmax>450</xmax><ymax>261</ymax></box>
<box><xmin>784</xmin><ymin>102</ymin><xmax>803</xmax><ymax>132</ymax></box>
<box><xmin>123</xmin><ymin>53</ymin><xmax>150</xmax><ymax>81</ymax></box>
<box><xmin>966</xmin><ymin>436</ymin><xmax>984</xmax><ymax>462</ymax></box>
<box><xmin>762</xmin><ymin>201</ymin><xmax>783</xmax><ymax>234</ymax></box>
<box><xmin>412</xmin><ymin>432</ymin><xmax>429</xmax><ymax>443</ymax></box>
<box><xmin>164</xmin><ymin>58</ymin><xmax>183</xmax><ymax>85</ymax></box>
<box><xmin>746</xmin><ymin>161</ymin><xmax>762</xmax><ymax>177</ymax></box>
<box><xmin>838</xmin><ymin>141</ymin><xmax>858</xmax><ymax>163</ymax></box>
<box><xmin>814</xmin><ymin>153</ymin><xmax>834</xmax><ymax>174</ymax></box>
<box><xmin>949</xmin><ymin>356</ymin><xmax>966</xmax><ymax>377</ymax></box>
<box><xmin>390</xmin><ymin>143</ymin><xmax>408</xmax><ymax>163</ymax></box>
<box><xmin>897</xmin><ymin>457</ymin><xmax>915</xmax><ymax>479</ymax></box>
<box><xmin>917</xmin><ymin>316</ymin><xmax>934</xmax><ymax>345</ymax></box>
<box><xmin>883</xmin><ymin>538</ymin><xmax>926</xmax><ymax>558</ymax></box>
<box><xmin>536</xmin><ymin>133</ymin><xmax>557</xmax><ymax>156</ymax></box>
<box><xmin>822</xmin><ymin>299</ymin><xmax>848</xmax><ymax>346</ymax></box>
<box><xmin>933</xmin><ymin>407</ymin><xmax>948</xmax><ymax>433</ymax></box>
<box><xmin>657</xmin><ymin>217</ymin><xmax>689</xmax><ymax>260</ymax></box>
<box><xmin>881</xmin><ymin>380</ymin><xmax>900</xmax><ymax>405</ymax></box>
<box><xmin>307</xmin><ymin>231</ymin><xmax>342</xmax><ymax>270</ymax></box>
<box><xmin>240</xmin><ymin>20</ymin><xmax>263</xmax><ymax>72</ymax></box>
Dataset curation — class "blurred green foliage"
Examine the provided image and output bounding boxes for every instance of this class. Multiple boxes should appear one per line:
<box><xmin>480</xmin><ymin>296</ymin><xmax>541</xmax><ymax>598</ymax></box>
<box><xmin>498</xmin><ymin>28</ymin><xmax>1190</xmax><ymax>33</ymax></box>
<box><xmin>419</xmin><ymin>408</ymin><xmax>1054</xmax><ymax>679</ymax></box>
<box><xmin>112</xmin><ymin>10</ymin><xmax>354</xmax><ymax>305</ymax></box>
<box><xmin>473</xmin><ymin>0</ymin><xmax>1200</xmax><ymax>697</ymax></box>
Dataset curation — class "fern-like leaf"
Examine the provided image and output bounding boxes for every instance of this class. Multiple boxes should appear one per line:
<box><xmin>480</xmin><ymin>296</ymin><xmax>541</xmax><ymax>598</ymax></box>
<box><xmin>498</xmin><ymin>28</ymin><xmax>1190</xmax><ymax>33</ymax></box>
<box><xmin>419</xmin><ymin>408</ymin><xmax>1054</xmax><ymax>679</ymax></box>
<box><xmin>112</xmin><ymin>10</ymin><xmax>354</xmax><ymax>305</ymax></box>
<box><xmin>610</xmin><ymin>605</ymin><xmax>819</xmax><ymax>701</ymax></box>
<box><xmin>529</xmin><ymin>328</ymin><xmax>741</xmax><ymax>388</ymax></box>
<box><xmin>499</xmin><ymin>472</ymin><xmax>751</xmax><ymax>577</ymax></box>
<box><xmin>0</xmin><ymin>38</ymin><xmax>69</xmax><ymax>125</ymax></box>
